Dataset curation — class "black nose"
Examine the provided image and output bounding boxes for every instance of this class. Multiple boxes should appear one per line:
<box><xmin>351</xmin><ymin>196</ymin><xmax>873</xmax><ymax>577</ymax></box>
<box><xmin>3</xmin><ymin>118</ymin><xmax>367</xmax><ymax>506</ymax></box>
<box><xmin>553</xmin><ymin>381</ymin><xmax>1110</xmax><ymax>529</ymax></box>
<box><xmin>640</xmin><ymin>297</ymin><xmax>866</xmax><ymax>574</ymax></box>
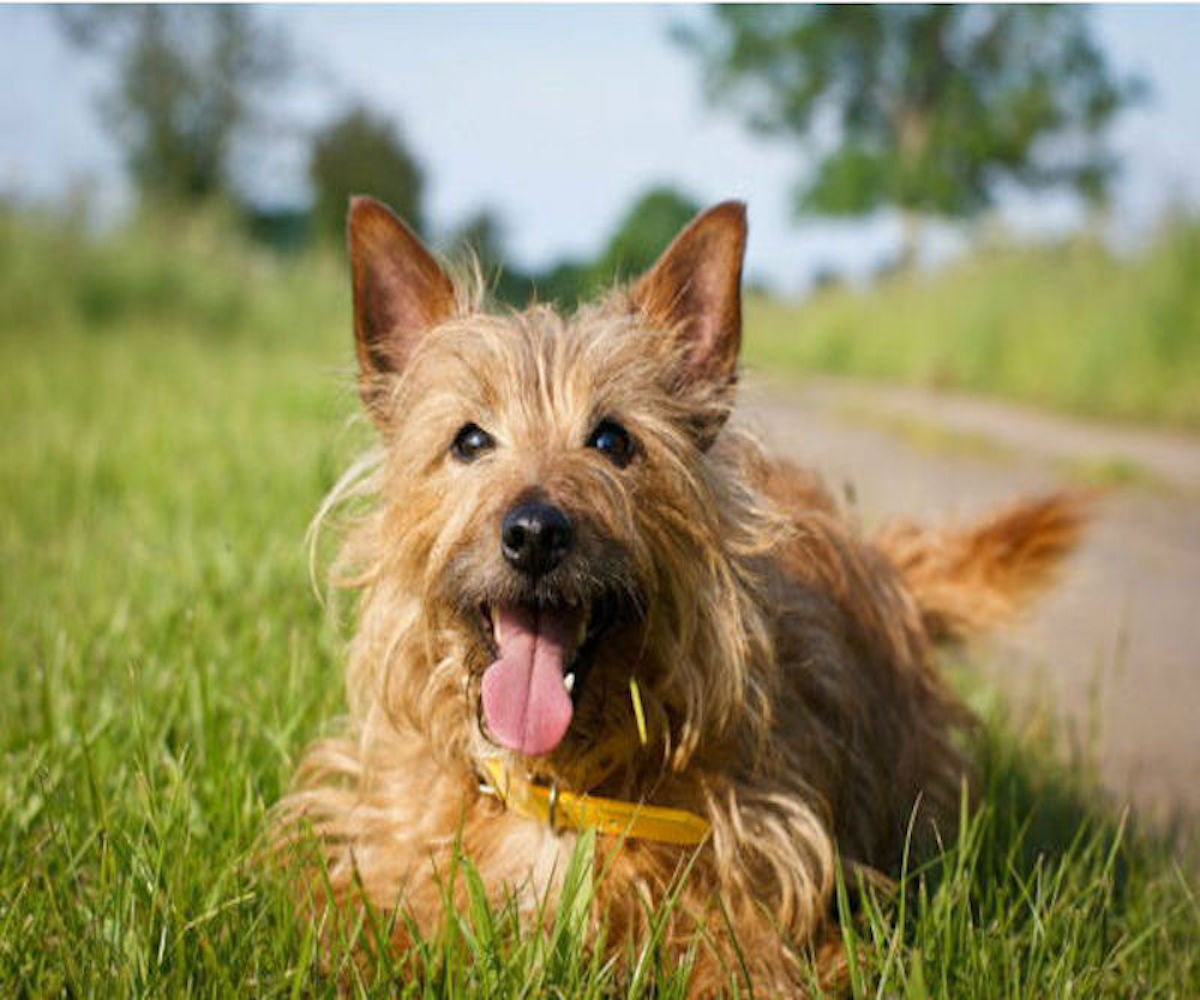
<box><xmin>501</xmin><ymin>502</ymin><xmax>573</xmax><ymax>576</ymax></box>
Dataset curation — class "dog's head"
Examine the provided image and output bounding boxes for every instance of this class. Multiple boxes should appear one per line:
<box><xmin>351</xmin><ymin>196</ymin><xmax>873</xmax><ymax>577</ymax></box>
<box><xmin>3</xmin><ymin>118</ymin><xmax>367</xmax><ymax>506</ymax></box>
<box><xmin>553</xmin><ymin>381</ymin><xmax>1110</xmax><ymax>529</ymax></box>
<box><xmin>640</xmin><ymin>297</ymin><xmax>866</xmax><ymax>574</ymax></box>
<box><xmin>343</xmin><ymin>198</ymin><xmax>777</xmax><ymax>787</ymax></box>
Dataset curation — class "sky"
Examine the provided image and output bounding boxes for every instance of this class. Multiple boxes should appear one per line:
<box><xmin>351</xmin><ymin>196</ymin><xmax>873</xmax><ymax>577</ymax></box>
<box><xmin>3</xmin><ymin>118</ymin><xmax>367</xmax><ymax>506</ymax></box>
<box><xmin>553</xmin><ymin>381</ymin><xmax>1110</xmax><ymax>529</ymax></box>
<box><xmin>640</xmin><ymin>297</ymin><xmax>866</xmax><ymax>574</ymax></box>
<box><xmin>3</xmin><ymin>4</ymin><xmax>1200</xmax><ymax>294</ymax></box>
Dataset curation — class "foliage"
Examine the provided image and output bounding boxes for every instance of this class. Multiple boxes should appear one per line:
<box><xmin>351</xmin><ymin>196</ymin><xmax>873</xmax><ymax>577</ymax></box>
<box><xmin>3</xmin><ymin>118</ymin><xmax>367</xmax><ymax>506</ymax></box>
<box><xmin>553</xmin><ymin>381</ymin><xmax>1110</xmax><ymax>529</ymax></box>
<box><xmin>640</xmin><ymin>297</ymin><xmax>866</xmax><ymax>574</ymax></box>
<box><xmin>0</xmin><ymin>207</ymin><xmax>1197</xmax><ymax>996</ymax></box>
<box><xmin>595</xmin><ymin>186</ymin><xmax>703</xmax><ymax>283</ymax></box>
<box><xmin>443</xmin><ymin>207</ymin><xmax>535</xmax><ymax>307</ymax></box>
<box><xmin>744</xmin><ymin>217</ymin><xmax>1200</xmax><ymax>428</ymax></box>
<box><xmin>310</xmin><ymin>104</ymin><xmax>429</xmax><ymax>244</ymax></box>
<box><xmin>57</xmin><ymin>6</ymin><xmax>291</xmax><ymax>206</ymax></box>
<box><xmin>446</xmin><ymin>209</ymin><xmax>509</xmax><ymax>272</ymax></box>
<box><xmin>676</xmin><ymin>5</ymin><xmax>1143</xmax><ymax>257</ymax></box>
<box><xmin>454</xmin><ymin>184</ymin><xmax>702</xmax><ymax>310</ymax></box>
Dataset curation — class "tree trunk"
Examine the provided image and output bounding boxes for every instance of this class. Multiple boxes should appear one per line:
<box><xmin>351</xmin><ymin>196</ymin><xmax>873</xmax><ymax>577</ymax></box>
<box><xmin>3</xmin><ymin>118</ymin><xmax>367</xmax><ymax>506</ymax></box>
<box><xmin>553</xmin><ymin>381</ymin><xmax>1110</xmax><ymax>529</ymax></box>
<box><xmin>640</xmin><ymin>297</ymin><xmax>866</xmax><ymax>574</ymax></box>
<box><xmin>895</xmin><ymin>106</ymin><xmax>931</xmax><ymax>273</ymax></box>
<box><xmin>898</xmin><ymin>207</ymin><xmax>923</xmax><ymax>273</ymax></box>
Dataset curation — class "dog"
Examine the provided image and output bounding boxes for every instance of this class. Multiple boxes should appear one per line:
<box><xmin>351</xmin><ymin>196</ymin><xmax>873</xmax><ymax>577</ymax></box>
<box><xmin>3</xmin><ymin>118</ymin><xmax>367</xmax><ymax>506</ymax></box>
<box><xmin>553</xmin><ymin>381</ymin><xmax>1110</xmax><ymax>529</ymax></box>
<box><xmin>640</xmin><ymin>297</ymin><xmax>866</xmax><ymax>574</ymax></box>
<box><xmin>274</xmin><ymin>197</ymin><xmax>1085</xmax><ymax>993</ymax></box>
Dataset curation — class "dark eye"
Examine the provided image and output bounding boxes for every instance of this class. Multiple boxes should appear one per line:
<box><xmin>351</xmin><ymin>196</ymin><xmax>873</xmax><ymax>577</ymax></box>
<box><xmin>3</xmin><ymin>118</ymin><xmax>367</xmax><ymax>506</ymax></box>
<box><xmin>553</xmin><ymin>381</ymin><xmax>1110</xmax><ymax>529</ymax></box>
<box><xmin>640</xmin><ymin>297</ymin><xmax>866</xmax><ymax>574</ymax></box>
<box><xmin>586</xmin><ymin>418</ymin><xmax>635</xmax><ymax>468</ymax></box>
<box><xmin>451</xmin><ymin>423</ymin><xmax>495</xmax><ymax>462</ymax></box>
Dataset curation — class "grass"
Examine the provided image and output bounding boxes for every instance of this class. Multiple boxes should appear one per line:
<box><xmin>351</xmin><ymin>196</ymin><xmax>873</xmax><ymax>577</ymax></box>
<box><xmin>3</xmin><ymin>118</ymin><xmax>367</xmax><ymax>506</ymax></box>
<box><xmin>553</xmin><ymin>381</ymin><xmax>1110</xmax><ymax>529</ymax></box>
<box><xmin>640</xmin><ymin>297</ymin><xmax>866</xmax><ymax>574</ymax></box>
<box><xmin>744</xmin><ymin>219</ymin><xmax>1200</xmax><ymax>429</ymax></box>
<box><xmin>1</xmin><ymin>206</ymin><xmax>1197</xmax><ymax>995</ymax></box>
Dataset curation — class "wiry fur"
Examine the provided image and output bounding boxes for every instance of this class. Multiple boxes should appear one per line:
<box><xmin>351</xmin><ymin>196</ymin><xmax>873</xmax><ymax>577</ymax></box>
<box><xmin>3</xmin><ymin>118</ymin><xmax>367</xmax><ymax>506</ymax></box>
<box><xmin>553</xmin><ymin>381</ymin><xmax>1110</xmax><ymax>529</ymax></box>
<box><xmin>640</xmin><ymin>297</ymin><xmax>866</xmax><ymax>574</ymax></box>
<box><xmin>875</xmin><ymin>492</ymin><xmax>1090</xmax><ymax>643</ymax></box>
<box><xmin>272</xmin><ymin>200</ymin><xmax>1084</xmax><ymax>995</ymax></box>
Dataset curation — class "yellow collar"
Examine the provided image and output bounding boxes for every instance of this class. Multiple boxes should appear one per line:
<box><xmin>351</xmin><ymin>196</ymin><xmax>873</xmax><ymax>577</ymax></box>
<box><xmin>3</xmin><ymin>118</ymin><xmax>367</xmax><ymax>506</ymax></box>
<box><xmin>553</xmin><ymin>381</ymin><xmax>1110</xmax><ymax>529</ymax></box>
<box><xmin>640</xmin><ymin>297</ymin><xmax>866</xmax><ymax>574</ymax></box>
<box><xmin>480</xmin><ymin>758</ymin><xmax>711</xmax><ymax>846</ymax></box>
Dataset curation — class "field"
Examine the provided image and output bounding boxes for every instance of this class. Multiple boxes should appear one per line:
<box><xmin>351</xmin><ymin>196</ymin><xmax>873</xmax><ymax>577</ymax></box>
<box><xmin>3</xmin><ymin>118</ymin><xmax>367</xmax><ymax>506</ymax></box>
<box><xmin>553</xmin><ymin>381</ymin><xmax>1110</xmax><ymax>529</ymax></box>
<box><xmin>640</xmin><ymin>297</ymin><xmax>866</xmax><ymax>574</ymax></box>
<box><xmin>1</xmin><ymin>207</ymin><xmax>1197</xmax><ymax>995</ymax></box>
<box><xmin>745</xmin><ymin>221</ymin><xmax>1200</xmax><ymax>429</ymax></box>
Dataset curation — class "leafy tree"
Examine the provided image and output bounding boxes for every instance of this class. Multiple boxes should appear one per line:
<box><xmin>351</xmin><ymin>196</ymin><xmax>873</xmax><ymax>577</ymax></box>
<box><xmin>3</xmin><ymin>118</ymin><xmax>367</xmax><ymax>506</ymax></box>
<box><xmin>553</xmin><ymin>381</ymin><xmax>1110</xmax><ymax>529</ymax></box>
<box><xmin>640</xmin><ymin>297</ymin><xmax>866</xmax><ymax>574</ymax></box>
<box><xmin>447</xmin><ymin>209</ymin><xmax>508</xmax><ymax>271</ymax></box>
<box><xmin>442</xmin><ymin>208</ymin><xmax>591</xmax><ymax>309</ymax></box>
<box><xmin>596</xmin><ymin>186</ymin><xmax>703</xmax><ymax>281</ymax></box>
<box><xmin>58</xmin><ymin>6</ymin><xmax>291</xmax><ymax>205</ymax></box>
<box><xmin>529</xmin><ymin>260</ymin><xmax>594</xmax><ymax>310</ymax></box>
<box><xmin>444</xmin><ymin>186</ymin><xmax>703</xmax><ymax>310</ymax></box>
<box><xmin>517</xmin><ymin>186</ymin><xmax>702</xmax><ymax>307</ymax></box>
<box><xmin>309</xmin><ymin>105</ymin><xmax>428</xmax><ymax>243</ymax></box>
<box><xmin>676</xmin><ymin>6</ymin><xmax>1143</xmax><ymax>262</ymax></box>
<box><xmin>445</xmin><ymin>208</ymin><xmax>534</xmax><ymax>305</ymax></box>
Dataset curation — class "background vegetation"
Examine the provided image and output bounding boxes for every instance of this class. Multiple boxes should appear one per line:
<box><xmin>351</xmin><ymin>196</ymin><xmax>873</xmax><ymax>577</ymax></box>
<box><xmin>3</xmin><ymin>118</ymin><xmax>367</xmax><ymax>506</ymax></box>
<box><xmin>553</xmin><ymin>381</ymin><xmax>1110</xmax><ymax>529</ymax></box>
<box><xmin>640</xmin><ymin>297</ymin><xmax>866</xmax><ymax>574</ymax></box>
<box><xmin>745</xmin><ymin>216</ymin><xmax>1200</xmax><ymax>428</ymax></box>
<box><xmin>675</xmin><ymin>6</ymin><xmax>1143</xmax><ymax>266</ymax></box>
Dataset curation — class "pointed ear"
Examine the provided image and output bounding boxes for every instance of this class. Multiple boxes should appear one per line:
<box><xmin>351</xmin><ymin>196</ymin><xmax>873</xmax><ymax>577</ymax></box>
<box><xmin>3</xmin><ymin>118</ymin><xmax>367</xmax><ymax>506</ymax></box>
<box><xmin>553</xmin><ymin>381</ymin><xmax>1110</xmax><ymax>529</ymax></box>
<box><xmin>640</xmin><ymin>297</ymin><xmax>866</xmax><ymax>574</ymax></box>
<box><xmin>348</xmin><ymin>196</ymin><xmax>456</xmax><ymax>420</ymax></box>
<box><xmin>631</xmin><ymin>200</ymin><xmax>747</xmax><ymax>395</ymax></box>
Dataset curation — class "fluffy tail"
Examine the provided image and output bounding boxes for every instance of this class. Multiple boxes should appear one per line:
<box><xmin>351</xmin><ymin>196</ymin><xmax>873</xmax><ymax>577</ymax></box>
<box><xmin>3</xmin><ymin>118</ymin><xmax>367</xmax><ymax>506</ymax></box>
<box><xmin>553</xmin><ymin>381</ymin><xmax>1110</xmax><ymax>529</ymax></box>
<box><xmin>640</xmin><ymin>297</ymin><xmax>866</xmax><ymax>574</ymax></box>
<box><xmin>873</xmin><ymin>491</ymin><xmax>1091</xmax><ymax>644</ymax></box>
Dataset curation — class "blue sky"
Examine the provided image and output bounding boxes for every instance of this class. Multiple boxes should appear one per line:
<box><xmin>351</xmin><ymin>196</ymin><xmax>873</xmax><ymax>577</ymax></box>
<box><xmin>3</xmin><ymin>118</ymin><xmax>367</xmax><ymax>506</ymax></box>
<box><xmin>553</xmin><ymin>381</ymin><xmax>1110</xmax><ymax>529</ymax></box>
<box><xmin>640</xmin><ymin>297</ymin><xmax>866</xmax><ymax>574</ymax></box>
<box><xmin>3</xmin><ymin>4</ymin><xmax>1199</xmax><ymax>293</ymax></box>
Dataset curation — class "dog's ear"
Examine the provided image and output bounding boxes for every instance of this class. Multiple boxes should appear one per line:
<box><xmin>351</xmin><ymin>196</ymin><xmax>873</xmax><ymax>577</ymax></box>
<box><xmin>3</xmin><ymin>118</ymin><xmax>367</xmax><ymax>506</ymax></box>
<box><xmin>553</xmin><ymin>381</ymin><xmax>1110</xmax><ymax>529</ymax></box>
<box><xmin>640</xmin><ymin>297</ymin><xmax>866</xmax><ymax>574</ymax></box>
<box><xmin>348</xmin><ymin>196</ymin><xmax>456</xmax><ymax>420</ymax></box>
<box><xmin>631</xmin><ymin>200</ymin><xmax>747</xmax><ymax>420</ymax></box>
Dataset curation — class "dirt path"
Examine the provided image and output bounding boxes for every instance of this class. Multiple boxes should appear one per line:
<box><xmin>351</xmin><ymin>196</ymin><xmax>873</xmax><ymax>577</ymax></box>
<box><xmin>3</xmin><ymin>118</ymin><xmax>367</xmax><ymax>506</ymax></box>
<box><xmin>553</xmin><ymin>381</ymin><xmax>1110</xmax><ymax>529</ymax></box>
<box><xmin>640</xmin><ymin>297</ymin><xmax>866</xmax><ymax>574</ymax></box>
<box><xmin>741</xmin><ymin>376</ymin><xmax>1200</xmax><ymax>822</ymax></box>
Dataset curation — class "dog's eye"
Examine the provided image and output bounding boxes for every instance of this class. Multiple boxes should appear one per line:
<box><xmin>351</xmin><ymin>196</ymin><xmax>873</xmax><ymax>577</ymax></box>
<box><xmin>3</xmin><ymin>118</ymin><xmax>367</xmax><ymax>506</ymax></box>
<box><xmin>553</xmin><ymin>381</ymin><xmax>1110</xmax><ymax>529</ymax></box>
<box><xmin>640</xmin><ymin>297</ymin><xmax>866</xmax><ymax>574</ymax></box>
<box><xmin>451</xmin><ymin>423</ymin><xmax>495</xmax><ymax>462</ymax></box>
<box><xmin>586</xmin><ymin>419</ymin><xmax>635</xmax><ymax>468</ymax></box>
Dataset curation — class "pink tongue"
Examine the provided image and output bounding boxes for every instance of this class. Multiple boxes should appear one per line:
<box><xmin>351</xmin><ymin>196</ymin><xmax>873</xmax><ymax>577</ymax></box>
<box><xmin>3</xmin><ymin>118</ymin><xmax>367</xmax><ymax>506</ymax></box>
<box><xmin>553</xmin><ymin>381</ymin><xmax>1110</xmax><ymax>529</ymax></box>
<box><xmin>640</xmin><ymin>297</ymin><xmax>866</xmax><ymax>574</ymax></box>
<box><xmin>481</xmin><ymin>604</ymin><xmax>580</xmax><ymax>757</ymax></box>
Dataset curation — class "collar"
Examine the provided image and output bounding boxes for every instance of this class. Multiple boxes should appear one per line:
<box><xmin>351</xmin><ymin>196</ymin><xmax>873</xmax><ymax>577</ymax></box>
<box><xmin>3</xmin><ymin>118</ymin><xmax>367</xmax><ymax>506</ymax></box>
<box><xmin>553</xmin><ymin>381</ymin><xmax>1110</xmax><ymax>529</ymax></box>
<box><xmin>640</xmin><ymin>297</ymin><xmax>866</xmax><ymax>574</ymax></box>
<box><xmin>479</xmin><ymin>758</ymin><xmax>711</xmax><ymax>846</ymax></box>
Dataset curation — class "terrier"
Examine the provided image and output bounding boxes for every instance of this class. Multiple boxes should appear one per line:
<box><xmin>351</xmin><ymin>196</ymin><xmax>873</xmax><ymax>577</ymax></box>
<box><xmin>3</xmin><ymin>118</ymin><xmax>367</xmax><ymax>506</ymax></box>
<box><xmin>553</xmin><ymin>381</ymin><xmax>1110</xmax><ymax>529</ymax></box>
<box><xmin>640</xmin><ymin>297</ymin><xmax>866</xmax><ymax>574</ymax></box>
<box><xmin>275</xmin><ymin>197</ymin><xmax>1084</xmax><ymax>993</ymax></box>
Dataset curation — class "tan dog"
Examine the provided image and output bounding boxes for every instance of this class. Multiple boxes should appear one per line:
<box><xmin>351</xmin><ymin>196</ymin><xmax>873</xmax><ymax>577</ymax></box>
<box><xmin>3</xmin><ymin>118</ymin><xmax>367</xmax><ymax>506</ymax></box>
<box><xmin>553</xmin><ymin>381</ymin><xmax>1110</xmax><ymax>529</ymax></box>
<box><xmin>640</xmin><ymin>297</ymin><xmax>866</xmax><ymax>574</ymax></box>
<box><xmin>275</xmin><ymin>197</ymin><xmax>1084</xmax><ymax>993</ymax></box>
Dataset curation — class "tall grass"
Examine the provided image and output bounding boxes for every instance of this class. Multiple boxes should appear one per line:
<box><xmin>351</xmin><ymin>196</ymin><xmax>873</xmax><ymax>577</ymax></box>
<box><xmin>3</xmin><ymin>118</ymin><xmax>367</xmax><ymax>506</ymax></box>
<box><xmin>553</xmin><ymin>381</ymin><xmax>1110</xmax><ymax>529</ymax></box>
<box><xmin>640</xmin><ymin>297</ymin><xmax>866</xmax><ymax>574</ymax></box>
<box><xmin>0</xmin><ymin>207</ymin><xmax>1196</xmax><ymax>995</ymax></box>
<box><xmin>745</xmin><ymin>220</ymin><xmax>1200</xmax><ymax>428</ymax></box>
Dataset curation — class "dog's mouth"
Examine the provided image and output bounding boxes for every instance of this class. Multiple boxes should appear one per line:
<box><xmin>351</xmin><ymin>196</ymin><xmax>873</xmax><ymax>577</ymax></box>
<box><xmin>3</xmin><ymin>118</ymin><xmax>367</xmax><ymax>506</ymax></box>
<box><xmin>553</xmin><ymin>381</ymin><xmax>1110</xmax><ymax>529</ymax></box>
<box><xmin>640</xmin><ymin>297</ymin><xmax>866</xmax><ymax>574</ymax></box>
<box><xmin>477</xmin><ymin>592</ymin><xmax>623</xmax><ymax>757</ymax></box>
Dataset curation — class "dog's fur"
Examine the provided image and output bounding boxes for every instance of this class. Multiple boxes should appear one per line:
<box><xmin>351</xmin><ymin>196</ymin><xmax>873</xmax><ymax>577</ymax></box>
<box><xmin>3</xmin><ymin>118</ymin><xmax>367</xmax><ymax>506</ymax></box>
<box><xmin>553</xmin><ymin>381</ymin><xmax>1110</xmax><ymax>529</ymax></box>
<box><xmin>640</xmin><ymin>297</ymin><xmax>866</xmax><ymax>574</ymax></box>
<box><xmin>274</xmin><ymin>198</ymin><xmax>1085</xmax><ymax>993</ymax></box>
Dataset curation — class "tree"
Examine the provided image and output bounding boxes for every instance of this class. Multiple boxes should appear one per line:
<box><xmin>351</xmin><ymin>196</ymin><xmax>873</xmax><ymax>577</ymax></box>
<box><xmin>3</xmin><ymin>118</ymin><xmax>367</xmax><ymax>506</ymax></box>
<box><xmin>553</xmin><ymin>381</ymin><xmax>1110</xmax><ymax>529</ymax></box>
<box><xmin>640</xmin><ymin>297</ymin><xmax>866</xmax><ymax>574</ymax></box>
<box><xmin>596</xmin><ymin>186</ymin><xmax>703</xmax><ymax>282</ymax></box>
<box><xmin>446</xmin><ymin>208</ymin><xmax>508</xmax><ymax>273</ymax></box>
<box><xmin>309</xmin><ymin>105</ymin><xmax>427</xmax><ymax>243</ymax></box>
<box><xmin>519</xmin><ymin>186</ymin><xmax>703</xmax><ymax>307</ymax></box>
<box><xmin>58</xmin><ymin>6</ymin><xmax>291</xmax><ymax>205</ymax></box>
<box><xmin>443</xmin><ymin>186</ymin><xmax>703</xmax><ymax>310</ymax></box>
<box><xmin>676</xmin><ymin>6</ymin><xmax>1143</xmax><ymax>263</ymax></box>
<box><xmin>445</xmin><ymin>208</ymin><xmax>535</xmax><ymax>305</ymax></box>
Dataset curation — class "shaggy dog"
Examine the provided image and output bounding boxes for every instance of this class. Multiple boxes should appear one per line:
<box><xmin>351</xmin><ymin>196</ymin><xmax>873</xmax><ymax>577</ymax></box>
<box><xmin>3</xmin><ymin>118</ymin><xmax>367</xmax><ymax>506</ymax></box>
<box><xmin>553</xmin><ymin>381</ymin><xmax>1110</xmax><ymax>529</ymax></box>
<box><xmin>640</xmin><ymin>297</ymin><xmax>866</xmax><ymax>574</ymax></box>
<box><xmin>275</xmin><ymin>197</ymin><xmax>1084</xmax><ymax>993</ymax></box>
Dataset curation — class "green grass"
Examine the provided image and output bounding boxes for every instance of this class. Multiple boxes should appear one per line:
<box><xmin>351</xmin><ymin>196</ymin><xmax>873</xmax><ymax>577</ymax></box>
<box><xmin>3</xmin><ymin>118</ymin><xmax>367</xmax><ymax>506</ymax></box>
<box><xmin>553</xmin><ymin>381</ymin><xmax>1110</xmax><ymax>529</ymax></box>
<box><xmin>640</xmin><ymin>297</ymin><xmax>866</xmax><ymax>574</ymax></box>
<box><xmin>744</xmin><ymin>220</ymin><xmax>1200</xmax><ymax>429</ymax></box>
<box><xmin>1</xmin><ymin>207</ymin><xmax>1197</xmax><ymax>995</ymax></box>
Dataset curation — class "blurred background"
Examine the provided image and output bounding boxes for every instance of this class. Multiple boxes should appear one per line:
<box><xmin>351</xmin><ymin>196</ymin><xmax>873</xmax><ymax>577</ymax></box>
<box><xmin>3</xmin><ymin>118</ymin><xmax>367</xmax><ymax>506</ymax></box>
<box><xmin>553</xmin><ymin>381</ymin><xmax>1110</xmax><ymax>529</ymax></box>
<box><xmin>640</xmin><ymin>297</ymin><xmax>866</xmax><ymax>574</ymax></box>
<box><xmin>5</xmin><ymin>5</ymin><xmax>1200</xmax><ymax>301</ymax></box>
<box><xmin>2</xmin><ymin>4</ymin><xmax>1199</xmax><ymax>825</ymax></box>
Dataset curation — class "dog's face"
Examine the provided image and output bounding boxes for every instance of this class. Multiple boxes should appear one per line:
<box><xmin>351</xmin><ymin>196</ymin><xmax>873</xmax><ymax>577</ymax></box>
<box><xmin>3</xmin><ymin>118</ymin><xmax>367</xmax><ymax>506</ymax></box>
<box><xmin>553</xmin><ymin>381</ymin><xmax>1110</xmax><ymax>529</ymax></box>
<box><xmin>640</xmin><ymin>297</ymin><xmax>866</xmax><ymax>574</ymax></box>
<box><xmin>346</xmin><ymin>198</ymin><xmax>756</xmax><ymax>785</ymax></box>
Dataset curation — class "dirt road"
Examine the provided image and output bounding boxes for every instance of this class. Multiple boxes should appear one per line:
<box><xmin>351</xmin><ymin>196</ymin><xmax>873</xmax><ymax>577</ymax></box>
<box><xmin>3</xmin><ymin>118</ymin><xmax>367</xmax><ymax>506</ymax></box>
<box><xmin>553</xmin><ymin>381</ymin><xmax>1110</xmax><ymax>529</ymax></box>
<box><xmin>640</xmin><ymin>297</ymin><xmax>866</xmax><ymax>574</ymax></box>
<box><xmin>741</xmin><ymin>376</ymin><xmax>1200</xmax><ymax>821</ymax></box>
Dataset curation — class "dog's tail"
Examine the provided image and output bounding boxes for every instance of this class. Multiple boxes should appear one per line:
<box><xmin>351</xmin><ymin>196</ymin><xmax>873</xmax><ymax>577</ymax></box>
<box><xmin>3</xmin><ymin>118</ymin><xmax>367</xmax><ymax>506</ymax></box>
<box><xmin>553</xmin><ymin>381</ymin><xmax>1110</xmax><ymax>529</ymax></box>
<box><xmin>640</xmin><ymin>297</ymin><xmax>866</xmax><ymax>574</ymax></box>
<box><xmin>873</xmin><ymin>491</ymin><xmax>1091</xmax><ymax>644</ymax></box>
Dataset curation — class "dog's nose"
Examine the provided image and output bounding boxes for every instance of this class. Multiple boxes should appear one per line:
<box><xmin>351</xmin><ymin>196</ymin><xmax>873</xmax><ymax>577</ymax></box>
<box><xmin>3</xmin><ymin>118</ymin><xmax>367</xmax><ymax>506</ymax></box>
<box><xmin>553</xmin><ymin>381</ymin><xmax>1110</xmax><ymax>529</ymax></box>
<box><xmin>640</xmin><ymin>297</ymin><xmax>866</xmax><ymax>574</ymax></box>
<box><xmin>501</xmin><ymin>502</ymin><xmax>573</xmax><ymax>576</ymax></box>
